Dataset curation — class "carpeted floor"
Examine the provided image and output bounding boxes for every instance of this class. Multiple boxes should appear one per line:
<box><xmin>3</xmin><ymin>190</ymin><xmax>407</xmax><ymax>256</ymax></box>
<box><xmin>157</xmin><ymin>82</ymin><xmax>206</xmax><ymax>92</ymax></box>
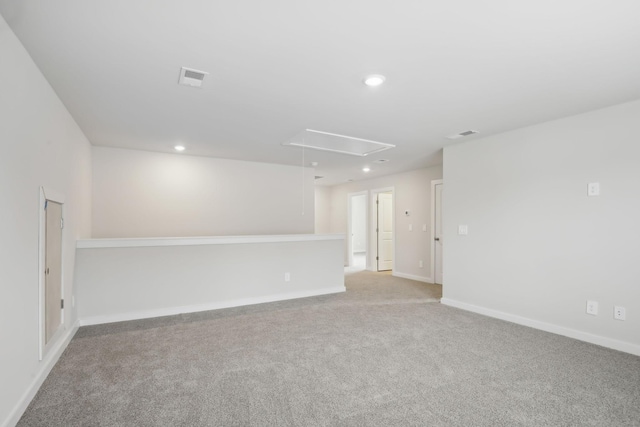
<box><xmin>18</xmin><ymin>271</ymin><xmax>640</xmax><ymax>426</ymax></box>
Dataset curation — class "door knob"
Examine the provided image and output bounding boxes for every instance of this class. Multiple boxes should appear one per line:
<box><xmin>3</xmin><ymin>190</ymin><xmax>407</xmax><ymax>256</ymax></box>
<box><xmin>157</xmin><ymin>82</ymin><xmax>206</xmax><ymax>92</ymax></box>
<box><xmin>434</xmin><ymin>237</ymin><xmax>440</xmax><ymax>241</ymax></box>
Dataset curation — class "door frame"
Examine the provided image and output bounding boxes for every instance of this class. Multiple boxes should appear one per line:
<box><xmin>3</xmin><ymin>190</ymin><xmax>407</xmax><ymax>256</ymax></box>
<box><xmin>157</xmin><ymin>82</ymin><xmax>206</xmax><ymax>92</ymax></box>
<box><xmin>347</xmin><ymin>191</ymin><xmax>368</xmax><ymax>267</ymax></box>
<box><xmin>430</xmin><ymin>179</ymin><xmax>443</xmax><ymax>285</ymax></box>
<box><xmin>39</xmin><ymin>186</ymin><xmax>65</xmax><ymax>360</ymax></box>
<box><xmin>370</xmin><ymin>186</ymin><xmax>395</xmax><ymax>272</ymax></box>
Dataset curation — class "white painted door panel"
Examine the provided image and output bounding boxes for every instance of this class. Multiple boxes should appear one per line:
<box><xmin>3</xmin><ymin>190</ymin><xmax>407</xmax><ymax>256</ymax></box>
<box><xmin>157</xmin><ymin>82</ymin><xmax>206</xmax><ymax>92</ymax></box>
<box><xmin>435</xmin><ymin>183</ymin><xmax>443</xmax><ymax>284</ymax></box>
<box><xmin>45</xmin><ymin>201</ymin><xmax>63</xmax><ymax>343</ymax></box>
<box><xmin>377</xmin><ymin>193</ymin><xmax>393</xmax><ymax>271</ymax></box>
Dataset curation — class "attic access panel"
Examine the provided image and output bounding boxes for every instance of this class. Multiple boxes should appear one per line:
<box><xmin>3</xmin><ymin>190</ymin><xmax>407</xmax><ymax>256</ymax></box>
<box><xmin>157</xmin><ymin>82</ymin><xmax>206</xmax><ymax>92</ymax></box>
<box><xmin>283</xmin><ymin>129</ymin><xmax>395</xmax><ymax>156</ymax></box>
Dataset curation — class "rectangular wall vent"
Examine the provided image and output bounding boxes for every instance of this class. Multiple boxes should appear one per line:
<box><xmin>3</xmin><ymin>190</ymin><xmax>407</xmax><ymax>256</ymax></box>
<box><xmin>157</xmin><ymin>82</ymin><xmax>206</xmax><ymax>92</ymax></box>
<box><xmin>179</xmin><ymin>67</ymin><xmax>209</xmax><ymax>87</ymax></box>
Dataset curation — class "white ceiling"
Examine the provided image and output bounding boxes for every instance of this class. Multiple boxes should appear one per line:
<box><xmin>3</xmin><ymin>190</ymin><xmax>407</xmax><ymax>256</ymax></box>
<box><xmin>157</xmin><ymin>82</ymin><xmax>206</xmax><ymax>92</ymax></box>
<box><xmin>2</xmin><ymin>0</ymin><xmax>640</xmax><ymax>185</ymax></box>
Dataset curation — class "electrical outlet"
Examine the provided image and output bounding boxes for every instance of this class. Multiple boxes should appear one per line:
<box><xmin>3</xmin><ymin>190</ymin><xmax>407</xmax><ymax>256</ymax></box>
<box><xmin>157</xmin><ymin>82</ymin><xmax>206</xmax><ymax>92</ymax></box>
<box><xmin>419</xmin><ymin>260</ymin><xmax>423</xmax><ymax>268</ymax></box>
<box><xmin>409</xmin><ymin>224</ymin><xmax>413</xmax><ymax>231</ymax></box>
<box><xmin>586</xmin><ymin>300</ymin><xmax>598</xmax><ymax>315</ymax></box>
<box><xmin>614</xmin><ymin>306</ymin><xmax>626</xmax><ymax>321</ymax></box>
<box><xmin>284</xmin><ymin>272</ymin><xmax>291</xmax><ymax>282</ymax></box>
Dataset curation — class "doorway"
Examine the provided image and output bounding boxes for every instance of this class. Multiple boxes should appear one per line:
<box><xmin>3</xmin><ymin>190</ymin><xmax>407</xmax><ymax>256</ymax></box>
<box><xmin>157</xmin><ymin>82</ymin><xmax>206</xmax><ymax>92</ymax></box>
<box><xmin>431</xmin><ymin>180</ymin><xmax>443</xmax><ymax>284</ymax></box>
<box><xmin>375</xmin><ymin>190</ymin><xmax>394</xmax><ymax>272</ymax></box>
<box><xmin>39</xmin><ymin>187</ymin><xmax>64</xmax><ymax>359</ymax></box>
<box><xmin>348</xmin><ymin>191</ymin><xmax>368</xmax><ymax>269</ymax></box>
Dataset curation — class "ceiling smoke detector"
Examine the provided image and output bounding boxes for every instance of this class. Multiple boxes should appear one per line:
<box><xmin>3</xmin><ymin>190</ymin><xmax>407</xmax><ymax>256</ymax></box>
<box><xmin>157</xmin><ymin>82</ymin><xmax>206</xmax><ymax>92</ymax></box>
<box><xmin>178</xmin><ymin>67</ymin><xmax>209</xmax><ymax>87</ymax></box>
<box><xmin>447</xmin><ymin>130</ymin><xmax>480</xmax><ymax>140</ymax></box>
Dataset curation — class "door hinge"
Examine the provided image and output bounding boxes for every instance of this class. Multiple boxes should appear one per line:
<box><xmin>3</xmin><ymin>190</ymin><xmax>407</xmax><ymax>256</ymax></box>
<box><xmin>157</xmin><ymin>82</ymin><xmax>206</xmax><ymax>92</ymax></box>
<box><xmin>44</xmin><ymin>200</ymin><xmax>48</xmax><ymax>209</ymax></box>
<box><xmin>61</xmin><ymin>299</ymin><xmax>64</xmax><ymax>309</ymax></box>
<box><xmin>60</xmin><ymin>218</ymin><xmax>64</xmax><ymax>229</ymax></box>
<box><xmin>376</xmin><ymin>256</ymin><xmax>379</xmax><ymax>260</ymax></box>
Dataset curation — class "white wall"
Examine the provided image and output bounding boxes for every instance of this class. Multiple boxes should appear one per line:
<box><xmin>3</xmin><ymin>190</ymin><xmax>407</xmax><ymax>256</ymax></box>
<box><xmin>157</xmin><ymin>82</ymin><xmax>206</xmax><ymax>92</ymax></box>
<box><xmin>442</xmin><ymin>99</ymin><xmax>640</xmax><ymax>355</ymax></box>
<box><xmin>351</xmin><ymin>194</ymin><xmax>367</xmax><ymax>253</ymax></box>
<box><xmin>314</xmin><ymin>185</ymin><xmax>331</xmax><ymax>234</ymax></box>
<box><xmin>0</xmin><ymin>14</ymin><xmax>92</xmax><ymax>427</ymax></box>
<box><xmin>76</xmin><ymin>235</ymin><xmax>345</xmax><ymax>325</ymax></box>
<box><xmin>323</xmin><ymin>166</ymin><xmax>443</xmax><ymax>281</ymax></box>
<box><xmin>92</xmin><ymin>146</ymin><xmax>315</xmax><ymax>238</ymax></box>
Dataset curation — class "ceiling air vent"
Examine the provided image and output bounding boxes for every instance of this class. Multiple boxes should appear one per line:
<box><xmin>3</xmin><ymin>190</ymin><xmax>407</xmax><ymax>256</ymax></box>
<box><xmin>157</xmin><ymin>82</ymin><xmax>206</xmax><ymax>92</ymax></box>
<box><xmin>446</xmin><ymin>130</ymin><xmax>479</xmax><ymax>140</ymax></box>
<box><xmin>178</xmin><ymin>67</ymin><xmax>209</xmax><ymax>87</ymax></box>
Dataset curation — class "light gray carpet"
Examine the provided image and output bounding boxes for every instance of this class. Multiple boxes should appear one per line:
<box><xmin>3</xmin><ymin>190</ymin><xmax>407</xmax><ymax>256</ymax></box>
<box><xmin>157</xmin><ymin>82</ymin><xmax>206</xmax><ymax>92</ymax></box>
<box><xmin>18</xmin><ymin>271</ymin><xmax>640</xmax><ymax>426</ymax></box>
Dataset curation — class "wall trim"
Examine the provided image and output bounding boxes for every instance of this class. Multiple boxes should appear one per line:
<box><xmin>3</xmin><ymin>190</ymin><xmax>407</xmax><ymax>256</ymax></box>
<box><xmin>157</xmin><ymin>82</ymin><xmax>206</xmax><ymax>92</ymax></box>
<box><xmin>3</xmin><ymin>320</ymin><xmax>79</xmax><ymax>427</ymax></box>
<box><xmin>77</xmin><ymin>233</ymin><xmax>344</xmax><ymax>249</ymax></box>
<box><xmin>441</xmin><ymin>298</ymin><xmax>640</xmax><ymax>357</ymax></box>
<box><xmin>392</xmin><ymin>271</ymin><xmax>434</xmax><ymax>283</ymax></box>
<box><xmin>80</xmin><ymin>286</ymin><xmax>346</xmax><ymax>327</ymax></box>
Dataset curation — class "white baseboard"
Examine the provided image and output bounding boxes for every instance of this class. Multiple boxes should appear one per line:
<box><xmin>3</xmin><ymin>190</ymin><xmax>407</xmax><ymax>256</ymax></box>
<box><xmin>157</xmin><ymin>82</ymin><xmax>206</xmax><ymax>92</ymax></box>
<box><xmin>392</xmin><ymin>271</ymin><xmax>434</xmax><ymax>284</ymax></box>
<box><xmin>80</xmin><ymin>286</ymin><xmax>346</xmax><ymax>327</ymax></box>
<box><xmin>441</xmin><ymin>298</ymin><xmax>640</xmax><ymax>357</ymax></box>
<box><xmin>3</xmin><ymin>320</ymin><xmax>80</xmax><ymax>427</ymax></box>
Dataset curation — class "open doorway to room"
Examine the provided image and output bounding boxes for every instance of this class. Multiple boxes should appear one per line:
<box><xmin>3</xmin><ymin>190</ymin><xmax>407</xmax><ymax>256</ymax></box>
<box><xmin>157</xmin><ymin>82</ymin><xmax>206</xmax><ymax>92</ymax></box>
<box><xmin>348</xmin><ymin>191</ymin><xmax>368</xmax><ymax>271</ymax></box>
<box><xmin>39</xmin><ymin>187</ymin><xmax>65</xmax><ymax>360</ymax></box>
<box><xmin>371</xmin><ymin>187</ymin><xmax>394</xmax><ymax>272</ymax></box>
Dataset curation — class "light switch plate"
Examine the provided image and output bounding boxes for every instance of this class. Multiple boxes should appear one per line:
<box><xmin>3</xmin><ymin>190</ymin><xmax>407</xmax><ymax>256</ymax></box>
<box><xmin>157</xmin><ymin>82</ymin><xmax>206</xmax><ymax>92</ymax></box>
<box><xmin>458</xmin><ymin>225</ymin><xmax>468</xmax><ymax>235</ymax></box>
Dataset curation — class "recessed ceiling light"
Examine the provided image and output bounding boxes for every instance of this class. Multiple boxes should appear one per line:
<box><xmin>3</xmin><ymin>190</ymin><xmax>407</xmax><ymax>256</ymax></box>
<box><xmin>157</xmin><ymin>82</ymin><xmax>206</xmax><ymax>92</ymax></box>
<box><xmin>363</xmin><ymin>75</ymin><xmax>386</xmax><ymax>87</ymax></box>
<box><xmin>174</xmin><ymin>145</ymin><xmax>186</xmax><ymax>152</ymax></box>
<box><xmin>362</xmin><ymin>167</ymin><xmax>371</xmax><ymax>172</ymax></box>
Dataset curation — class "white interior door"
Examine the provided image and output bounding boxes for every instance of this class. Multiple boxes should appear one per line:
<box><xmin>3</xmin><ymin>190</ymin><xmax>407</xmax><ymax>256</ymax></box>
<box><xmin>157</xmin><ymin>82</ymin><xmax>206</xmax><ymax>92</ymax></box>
<box><xmin>434</xmin><ymin>183</ymin><xmax>443</xmax><ymax>284</ymax></box>
<box><xmin>377</xmin><ymin>192</ymin><xmax>393</xmax><ymax>271</ymax></box>
<box><xmin>45</xmin><ymin>201</ymin><xmax>63</xmax><ymax>344</ymax></box>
